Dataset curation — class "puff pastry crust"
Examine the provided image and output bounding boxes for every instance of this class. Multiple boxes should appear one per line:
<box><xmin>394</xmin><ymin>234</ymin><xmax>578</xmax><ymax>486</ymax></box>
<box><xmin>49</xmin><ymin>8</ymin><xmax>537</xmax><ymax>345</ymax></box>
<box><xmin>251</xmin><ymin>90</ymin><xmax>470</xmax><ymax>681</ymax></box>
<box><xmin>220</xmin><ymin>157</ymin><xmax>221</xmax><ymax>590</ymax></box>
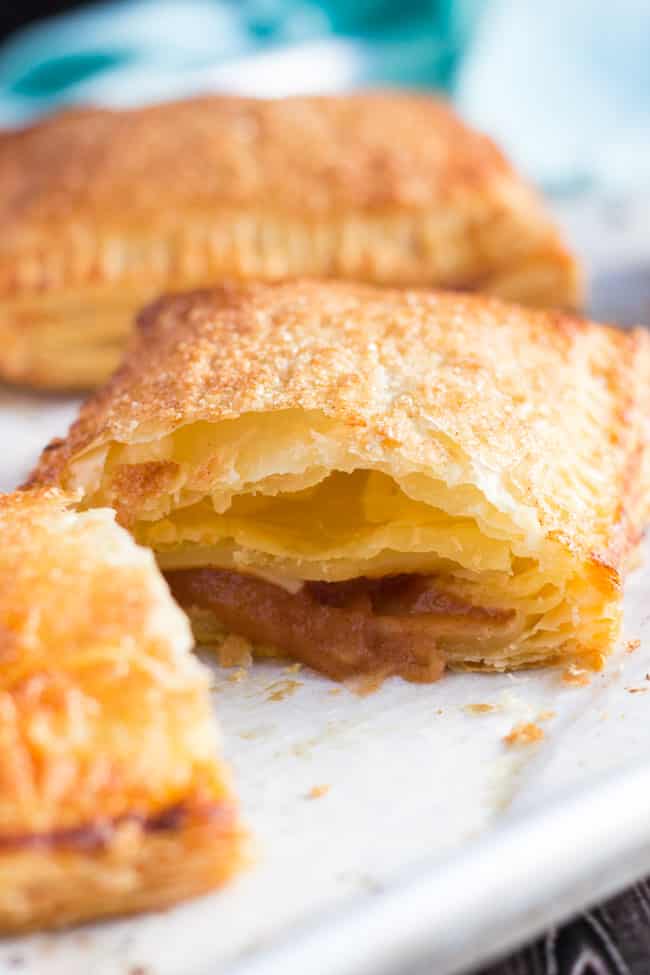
<box><xmin>30</xmin><ymin>281</ymin><xmax>650</xmax><ymax>679</ymax></box>
<box><xmin>0</xmin><ymin>488</ymin><xmax>244</xmax><ymax>933</ymax></box>
<box><xmin>0</xmin><ymin>92</ymin><xmax>580</xmax><ymax>389</ymax></box>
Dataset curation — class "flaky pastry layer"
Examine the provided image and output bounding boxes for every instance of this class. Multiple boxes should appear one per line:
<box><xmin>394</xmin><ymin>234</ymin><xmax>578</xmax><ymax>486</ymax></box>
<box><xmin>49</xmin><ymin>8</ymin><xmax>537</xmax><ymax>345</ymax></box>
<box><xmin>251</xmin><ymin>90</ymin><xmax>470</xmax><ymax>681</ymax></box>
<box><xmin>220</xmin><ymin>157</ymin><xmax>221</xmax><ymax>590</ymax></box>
<box><xmin>0</xmin><ymin>489</ymin><xmax>244</xmax><ymax>933</ymax></box>
<box><xmin>0</xmin><ymin>92</ymin><xmax>579</xmax><ymax>388</ymax></box>
<box><xmin>30</xmin><ymin>282</ymin><xmax>650</xmax><ymax>675</ymax></box>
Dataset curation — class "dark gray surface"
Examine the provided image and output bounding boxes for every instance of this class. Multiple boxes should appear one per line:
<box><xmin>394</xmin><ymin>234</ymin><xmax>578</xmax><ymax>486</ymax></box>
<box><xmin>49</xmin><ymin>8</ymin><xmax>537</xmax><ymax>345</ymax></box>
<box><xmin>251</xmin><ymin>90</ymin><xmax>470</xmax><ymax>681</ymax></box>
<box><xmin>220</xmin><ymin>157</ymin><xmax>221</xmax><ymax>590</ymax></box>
<box><xmin>477</xmin><ymin>879</ymin><xmax>650</xmax><ymax>974</ymax></box>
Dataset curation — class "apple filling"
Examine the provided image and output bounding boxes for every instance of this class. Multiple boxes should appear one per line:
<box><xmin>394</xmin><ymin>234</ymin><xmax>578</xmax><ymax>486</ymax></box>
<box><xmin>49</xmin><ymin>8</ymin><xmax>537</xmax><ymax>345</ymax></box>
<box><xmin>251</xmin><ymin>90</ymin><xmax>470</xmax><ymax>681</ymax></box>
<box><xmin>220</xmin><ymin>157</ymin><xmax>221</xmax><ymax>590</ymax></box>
<box><xmin>166</xmin><ymin>569</ymin><xmax>517</xmax><ymax>682</ymax></box>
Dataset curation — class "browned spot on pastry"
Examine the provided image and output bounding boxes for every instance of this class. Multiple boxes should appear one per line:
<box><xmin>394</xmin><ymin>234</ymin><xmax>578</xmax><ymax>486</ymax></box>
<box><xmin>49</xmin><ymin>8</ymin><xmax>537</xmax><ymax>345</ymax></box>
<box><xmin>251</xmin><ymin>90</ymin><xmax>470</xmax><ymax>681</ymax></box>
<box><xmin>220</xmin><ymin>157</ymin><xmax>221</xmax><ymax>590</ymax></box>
<box><xmin>40</xmin><ymin>437</ymin><xmax>65</xmax><ymax>454</ymax></box>
<box><xmin>111</xmin><ymin>460</ymin><xmax>179</xmax><ymax>524</ymax></box>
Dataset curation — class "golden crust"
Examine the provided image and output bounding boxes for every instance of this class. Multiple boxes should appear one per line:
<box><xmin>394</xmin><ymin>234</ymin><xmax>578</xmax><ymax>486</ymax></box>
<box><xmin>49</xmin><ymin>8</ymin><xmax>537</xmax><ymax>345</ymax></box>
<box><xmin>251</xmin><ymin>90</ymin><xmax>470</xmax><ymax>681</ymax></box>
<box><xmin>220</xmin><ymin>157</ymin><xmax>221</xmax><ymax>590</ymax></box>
<box><xmin>31</xmin><ymin>281</ymin><xmax>650</xmax><ymax>572</ymax></box>
<box><xmin>0</xmin><ymin>93</ymin><xmax>564</xmax><ymax>222</ymax></box>
<box><xmin>0</xmin><ymin>92</ymin><xmax>580</xmax><ymax>389</ymax></box>
<box><xmin>29</xmin><ymin>281</ymin><xmax>650</xmax><ymax>675</ymax></box>
<box><xmin>0</xmin><ymin>488</ymin><xmax>244</xmax><ymax>933</ymax></box>
<box><xmin>0</xmin><ymin>808</ymin><xmax>241</xmax><ymax>934</ymax></box>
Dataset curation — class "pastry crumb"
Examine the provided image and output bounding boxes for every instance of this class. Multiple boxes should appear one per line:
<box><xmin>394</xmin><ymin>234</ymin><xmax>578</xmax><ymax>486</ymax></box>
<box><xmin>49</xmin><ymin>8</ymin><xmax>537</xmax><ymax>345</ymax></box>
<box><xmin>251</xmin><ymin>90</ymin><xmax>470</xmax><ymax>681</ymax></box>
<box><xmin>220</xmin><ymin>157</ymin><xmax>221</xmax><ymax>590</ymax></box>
<box><xmin>503</xmin><ymin>721</ymin><xmax>544</xmax><ymax>746</ymax></box>
<box><xmin>626</xmin><ymin>639</ymin><xmax>641</xmax><ymax>654</ymax></box>
<box><xmin>626</xmin><ymin>686</ymin><xmax>648</xmax><ymax>695</ymax></box>
<box><xmin>307</xmin><ymin>784</ymin><xmax>331</xmax><ymax>800</ymax></box>
<box><xmin>537</xmin><ymin>710</ymin><xmax>556</xmax><ymax>722</ymax></box>
<box><xmin>346</xmin><ymin>672</ymin><xmax>387</xmax><ymax>697</ymax></box>
<box><xmin>266</xmin><ymin>679</ymin><xmax>302</xmax><ymax>702</ymax></box>
<box><xmin>463</xmin><ymin>703</ymin><xmax>497</xmax><ymax>714</ymax></box>
<box><xmin>227</xmin><ymin>667</ymin><xmax>248</xmax><ymax>683</ymax></box>
<box><xmin>217</xmin><ymin>634</ymin><xmax>253</xmax><ymax>669</ymax></box>
<box><xmin>239</xmin><ymin>726</ymin><xmax>271</xmax><ymax>740</ymax></box>
<box><xmin>562</xmin><ymin>664</ymin><xmax>591</xmax><ymax>686</ymax></box>
<box><xmin>327</xmin><ymin>687</ymin><xmax>342</xmax><ymax>696</ymax></box>
<box><xmin>283</xmin><ymin>662</ymin><xmax>302</xmax><ymax>674</ymax></box>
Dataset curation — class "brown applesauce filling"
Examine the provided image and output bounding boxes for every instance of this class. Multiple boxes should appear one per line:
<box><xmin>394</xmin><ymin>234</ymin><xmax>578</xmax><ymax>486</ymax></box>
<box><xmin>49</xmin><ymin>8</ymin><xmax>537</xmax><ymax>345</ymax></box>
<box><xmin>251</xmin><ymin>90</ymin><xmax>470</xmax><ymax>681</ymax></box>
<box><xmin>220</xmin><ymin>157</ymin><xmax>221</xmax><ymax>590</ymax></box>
<box><xmin>165</xmin><ymin>569</ymin><xmax>517</xmax><ymax>683</ymax></box>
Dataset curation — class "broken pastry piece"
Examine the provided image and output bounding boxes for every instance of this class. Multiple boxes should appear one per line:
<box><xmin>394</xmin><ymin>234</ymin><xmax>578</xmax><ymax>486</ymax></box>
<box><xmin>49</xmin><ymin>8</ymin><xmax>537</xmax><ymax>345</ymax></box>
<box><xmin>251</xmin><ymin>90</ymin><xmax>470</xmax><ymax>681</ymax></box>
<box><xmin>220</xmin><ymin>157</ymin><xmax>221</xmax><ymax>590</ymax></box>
<box><xmin>0</xmin><ymin>92</ymin><xmax>579</xmax><ymax>389</ymax></box>
<box><xmin>0</xmin><ymin>488</ymin><xmax>243</xmax><ymax>933</ymax></box>
<box><xmin>30</xmin><ymin>281</ymin><xmax>650</xmax><ymax>682</ymax></box>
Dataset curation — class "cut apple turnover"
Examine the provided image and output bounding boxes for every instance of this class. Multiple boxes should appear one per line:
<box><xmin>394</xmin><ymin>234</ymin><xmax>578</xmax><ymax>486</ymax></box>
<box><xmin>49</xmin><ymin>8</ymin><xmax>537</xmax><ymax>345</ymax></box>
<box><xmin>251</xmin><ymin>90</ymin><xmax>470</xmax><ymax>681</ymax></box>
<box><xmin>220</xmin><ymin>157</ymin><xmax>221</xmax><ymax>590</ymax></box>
<box><xmin>30</xmin><ymin>282</ymin><xmax>650</xmax><ymax>681</ymax></box>
<box><xmin>0</xmin><ymin>488</ymin><xmax>243</xmax><ymax>932</ymax></box>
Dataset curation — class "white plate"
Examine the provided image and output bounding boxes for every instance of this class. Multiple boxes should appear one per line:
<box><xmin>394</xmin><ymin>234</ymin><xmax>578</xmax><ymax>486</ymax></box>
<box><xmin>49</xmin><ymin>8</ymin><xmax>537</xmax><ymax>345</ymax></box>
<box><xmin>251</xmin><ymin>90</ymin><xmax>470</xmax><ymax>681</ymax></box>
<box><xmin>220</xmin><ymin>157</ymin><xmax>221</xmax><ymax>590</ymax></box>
<box><xmin>0</xmin><ymin>194</ymin><xmax>649</xmax><ymax>975</ymax></box>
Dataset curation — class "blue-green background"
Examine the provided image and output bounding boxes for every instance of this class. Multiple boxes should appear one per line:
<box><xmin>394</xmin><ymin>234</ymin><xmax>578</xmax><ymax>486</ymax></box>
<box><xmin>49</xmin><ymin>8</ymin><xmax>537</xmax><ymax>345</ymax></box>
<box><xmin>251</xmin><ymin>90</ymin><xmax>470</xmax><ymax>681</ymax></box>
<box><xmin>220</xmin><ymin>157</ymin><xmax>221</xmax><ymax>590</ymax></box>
<box><xmin>0</xmin><ymin>1</ymin><xmax>647</xmax><ymax>190</ymax></box>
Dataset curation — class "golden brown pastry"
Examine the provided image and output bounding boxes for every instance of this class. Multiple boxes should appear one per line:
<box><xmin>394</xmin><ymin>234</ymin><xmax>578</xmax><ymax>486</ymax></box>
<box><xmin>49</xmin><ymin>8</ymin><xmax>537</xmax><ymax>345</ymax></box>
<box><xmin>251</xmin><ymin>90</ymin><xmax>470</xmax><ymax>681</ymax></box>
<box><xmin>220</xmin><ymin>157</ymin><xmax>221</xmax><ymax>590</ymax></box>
<box><xmin>0</xmin><ymin>92</ymin><xmax>580</xmax><ymax>389</ymax></box>
<box><xmin>0</xmin><ymin>488</ymin><xmax>244</xmax><ymax>933</ymax></box>
<box><xmin>29</xmin><ymin>281</ymin><xmax>650</xmax><ymax>681</ymax></box>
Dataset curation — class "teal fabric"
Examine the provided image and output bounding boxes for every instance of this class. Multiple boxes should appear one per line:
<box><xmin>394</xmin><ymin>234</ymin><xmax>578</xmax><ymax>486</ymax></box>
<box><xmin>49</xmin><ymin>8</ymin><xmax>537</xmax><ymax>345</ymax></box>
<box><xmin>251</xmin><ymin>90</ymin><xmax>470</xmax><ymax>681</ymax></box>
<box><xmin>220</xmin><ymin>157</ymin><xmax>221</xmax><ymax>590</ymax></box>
<box><xmin>0</xmin><ymin>0</ymin><xmax>482</xmax><ymax>124</ymax></box>
<box><xmin>0</xmin><ymin>0</ymin><xmax>646</xmax><ymax>190</ymax></box>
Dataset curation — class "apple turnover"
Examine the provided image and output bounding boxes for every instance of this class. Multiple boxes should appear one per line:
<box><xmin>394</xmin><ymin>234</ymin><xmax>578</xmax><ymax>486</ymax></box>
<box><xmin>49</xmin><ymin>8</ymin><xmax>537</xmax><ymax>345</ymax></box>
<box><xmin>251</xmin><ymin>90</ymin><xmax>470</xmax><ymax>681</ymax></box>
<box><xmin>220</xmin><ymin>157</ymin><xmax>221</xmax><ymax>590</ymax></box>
<box><xmin>0</xmin><ymin>92</ymin><xmax>580</xmax><ymax>389</ymax></box>
<box><xmin>29</xmin><ymin>281</ymin><xmax>650</xmax><ymax>681</ymax></box>
<box><xmin>0</xmin><ymin>488</ymin><xmax>243</xmax><ymax>932</ymax></box>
